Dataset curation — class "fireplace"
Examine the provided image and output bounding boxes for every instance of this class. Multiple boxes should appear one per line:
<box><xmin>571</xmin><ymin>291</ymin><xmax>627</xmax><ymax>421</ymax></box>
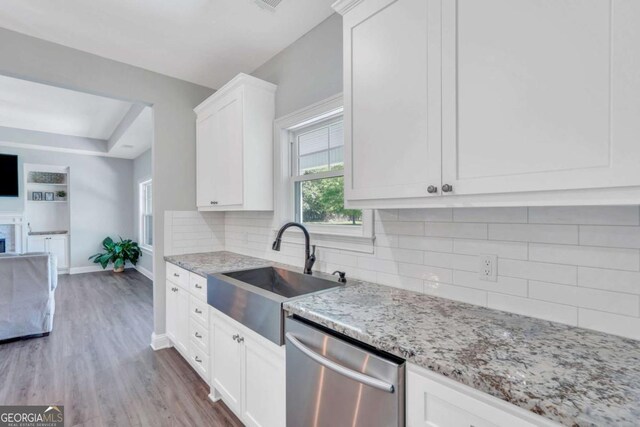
<box><xmin>0</xmin><ymin>214</ymin><xmax>23</xmax><ymax>254</ymax></box>
<box><xmin>0</xmin><ymin>238</ymin><xmax>5</xmax><ymax>253</ymax></box>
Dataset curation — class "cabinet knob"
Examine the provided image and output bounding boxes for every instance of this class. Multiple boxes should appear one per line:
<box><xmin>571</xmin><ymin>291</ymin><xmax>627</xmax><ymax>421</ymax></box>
<box><xmin>195</xmin><ymin>356</ymin><xmax>202</xmax><ymax>363</ymax></box>
<box><xmin>232</xmin><ymin>334</ymin><xmax>239</xmax><ymax>341</ymax></box>
<box><xmin>427</xmin><ymin>185</ymin><xmax>438</xmax><ymax>194</ymax></box>
<box><xmin>195</xmin><ymin>332</ymin><xmax>202</xmax><ymax>339</ymax></box>
<box><xmin>442</xmin><ymin>184</ymin><xmax>453</xmax><ymax>193</ymax></box>
<box><xmin>237</xmin><ymin>336</ymin><xmax>244</xmax><ymax>343</ymax></box>
<box><xmin>195</xmin><ymin>308</ymin><xmax>202</xmax><ymax>314</ymax></box>
<box><xmin>173</xmin><ymin>273</ymin><xmax>180</xmax><ymax>277</ymax></box>
<box><xmin>195</xmin><ymin>284</ymin><xmax>202</xmax><ymax>289</ymax></box>
<box><xmin>172</xmin><ymin>287</ymin><xmax>178</xmax><ymax>292</ymax></box>
<box><xmin>210</xmin><ymin>201</ymin><xmax>218</xmax><ymax>205</ymax></box>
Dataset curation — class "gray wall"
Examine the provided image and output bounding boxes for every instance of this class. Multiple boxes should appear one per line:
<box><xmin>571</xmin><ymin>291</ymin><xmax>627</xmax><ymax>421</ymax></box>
<box><xmin>252</xmin><ymin>14</ymin><xmax>343</xmax><ymax>117</ymax></box>
<box><xmin>133</xmin><ymin>148</ymin><xmax>154</xmax><ymax>275</ymax></box>
<box><xmin>0</xmin><ymin>146</ymin><xmax>134</xmax><ymax>268</ymax></box>
<box><xmin>0</xmin><ymin>28</ymin><xmax>214</xmax><ymax>338</ymax></box>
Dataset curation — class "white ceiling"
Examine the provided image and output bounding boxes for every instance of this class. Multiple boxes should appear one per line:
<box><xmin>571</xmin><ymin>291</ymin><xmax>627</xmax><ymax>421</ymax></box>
<box><xmin>0</xmin><ymin>74</ymin><xmax>152</xmax><ymax>159</ymax></box>
<box><xmin>0</xmin><ymin>0</ymin><xmax>336</xmax><ymax>89</ymax></box>
<box><xmin>0</xmin><ymin>75</ymin><xmax>131</xmax><ymax>140</ymax></box>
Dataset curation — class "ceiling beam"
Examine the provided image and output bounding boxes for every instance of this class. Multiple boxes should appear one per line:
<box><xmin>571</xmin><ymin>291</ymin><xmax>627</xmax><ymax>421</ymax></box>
<box><xmin>107</xmin><ymin>103</ymin><xmax>145</xmax><ymax>152</ymax></box>
<box><xmin>0</xmin><ymin>126</ymin><xmax>108</xmax><ymax>155</ymax></box>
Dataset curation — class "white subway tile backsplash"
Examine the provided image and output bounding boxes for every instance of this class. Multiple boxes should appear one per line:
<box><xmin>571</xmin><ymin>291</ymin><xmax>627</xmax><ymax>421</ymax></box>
<box><xmin>166</xmin><ymin>204</ymin><xmax>640</xmax><ymax>339</ymax></box>
<box><xmin>398</xmin><ymin>208</ymin><xmax>452</xmax><ymax>222</ymax></box>
<box><xmin>398</xmin><ymin>235</ymin><xmax>453</xmax><ymax>253</ymax></box>
<box><xmin>578</xmin><ymin>267</ymin><xmax>640</xmax><ymax>295</ymax></box>
<box><xmin>529</xmin><ymin>243</ymin><xmax>640</xmax><ymax>271</ymax></box>
<box><xmin>499</xmin><ymin>259</ymin><xmax>577</xmax><ymax>285</ymax></box>
<box><xmin>579</xmin><ymin>226</ymin><xmax>640</xmax><ymax>249</ymax></box>
<box><xmin>488</xmin><ymin>293</ymin><xmax>578</xmax><ymax>326</ymax></box>
<box><xmin>424</xmin><ymin>281</ymin><xmax>488</xmax><ymax>306</ymax></box>
<box><xmin>489</xmin><ymin>224</ymin><xmax>579</xmax><ymax>245</ymax></box>
<box><xmin>529</xmin><ymin>206</ymin><xmax>640</xmax><ymax>225</ymax></box>
<box><xmin>453</xmin><ymin>239</ymin><xmax>528</xmax><ymax>260</ymax></box>
<box><xmin>528</xmin><ymin>281</ymin><xmax>640</xmax><ymax>317</ymax></box>
<box><xmin>578</xmin><ymin>309</ymin><xmax>640</xmax><ymax>340</ymax></box>
<box><xmin>453</xmin><ymin>207</ymin><xmax>527</xmax><ymax>224</ymax></box>
<box><xmin>425</xmin><ymin>222</ymin><xmax>488</xmax><ymax>239</ymax></box>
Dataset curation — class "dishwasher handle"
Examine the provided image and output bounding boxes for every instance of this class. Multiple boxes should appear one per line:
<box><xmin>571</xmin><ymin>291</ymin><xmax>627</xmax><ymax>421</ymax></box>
<box><xmin>286</xmin><ymin>332</ymin><xmax>395</xmax><ymax>393</ymax></box>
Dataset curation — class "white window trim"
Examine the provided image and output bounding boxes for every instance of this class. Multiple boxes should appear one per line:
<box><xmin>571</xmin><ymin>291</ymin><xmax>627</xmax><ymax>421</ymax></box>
<box><xmin>139</xmin><ymin>178</ymin><xmax>153</xmax><ymax>252</ymax></box>
<box><xmin>273</xmin><ymin>93</ymin><xmax>374</xmax><ymax>253</ymax></box>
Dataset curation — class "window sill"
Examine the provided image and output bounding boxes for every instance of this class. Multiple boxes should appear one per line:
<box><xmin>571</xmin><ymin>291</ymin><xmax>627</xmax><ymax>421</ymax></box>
<box><xmin>141</xmin><ymin>246</ymin><xmax>153</xmax><ymax>254</ymax></box>
<box><xmin>272</xmin><ymin>227</ymin><xmax>375</xmax><ymax>254</ymax></box>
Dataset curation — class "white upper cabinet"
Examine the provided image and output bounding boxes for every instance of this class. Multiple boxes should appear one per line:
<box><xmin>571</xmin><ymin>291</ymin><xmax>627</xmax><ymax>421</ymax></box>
<box><xmin>340</xmin><ymin>0</ymin><xmax>441</xmax><ymax>203</ymax></box>
<box><xmin>195</xmin><ymin>73</ymin><xmax>276</xmax><ymax>211</ymax></box>
<box><xmin>334</xmin><ymin>0</ymin><xmax>640</xmax><ymax>208</ymax></box>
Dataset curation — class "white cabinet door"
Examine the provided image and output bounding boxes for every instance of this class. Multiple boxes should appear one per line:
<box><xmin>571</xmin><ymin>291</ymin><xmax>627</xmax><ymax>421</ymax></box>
<box><xmin>342</xmin><ymin>0</ymin><xmax>441</xmax><ymax>202</ymax></box>
<box><xmin>174</xmin><ymin>284</ymin><xmax>190</xmax><ymax>356</ymax></box>
<box><xmin>47</xmin><ymin>235</ymin><xmax>68</xmax><ymax>269</ymax></box>
<box><xmin>211</xmin><ymin>314</ymin><xmax>243</xmax><ymax>414</ymax></box>
<box><xmin>211</xmin><ymin>89</ymin><xmax>244</xmax><ymax>207</ymax></box>
<box><xmin>196</xmin><ymin>112</ymin><xmax>218</xmax><ymax>208</ymax></box>
<box><xmin>165</xmin><ymin>281</ymin><xmax>178</xmax><ymax>344</ymax></box>
<box><xmin>27</xmin><ymin>236</ymin><xmax>47</xmax><ymax>253</ymax></box>
<box><xmin>442</xmin><ymin>0</ymin><xmax>640</xmax><ymax>196</ymax></box>
<box><xmin>242</xmin><ymin>336</ymin><xmax>285</xmax><ymax>427</ymax></box>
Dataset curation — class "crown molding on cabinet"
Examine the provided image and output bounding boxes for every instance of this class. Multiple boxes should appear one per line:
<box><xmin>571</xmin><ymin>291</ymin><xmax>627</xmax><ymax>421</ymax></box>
<box><xmin>331</xmin><ymin>0</ymin><xmax>365</xmax><ymax>15</ymax></box>
<box><xmin>194</xmin><ymin>73</ymin><xmax>277</xmax><ymax>115</ymax></box>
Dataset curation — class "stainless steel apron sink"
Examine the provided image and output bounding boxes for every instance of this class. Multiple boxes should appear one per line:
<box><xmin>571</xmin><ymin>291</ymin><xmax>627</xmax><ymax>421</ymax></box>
<box><xmin>207</xmin><ymin>267</ymin><xmax>343</xmax><ymax>345</ymax></box>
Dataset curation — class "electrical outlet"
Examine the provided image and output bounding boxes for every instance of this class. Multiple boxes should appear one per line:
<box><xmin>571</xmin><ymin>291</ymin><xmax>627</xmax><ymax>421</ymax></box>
<box><xmin>479</xmin><ymin>254</ymin><xmax>497</xmax><ymax>282</ymax></box>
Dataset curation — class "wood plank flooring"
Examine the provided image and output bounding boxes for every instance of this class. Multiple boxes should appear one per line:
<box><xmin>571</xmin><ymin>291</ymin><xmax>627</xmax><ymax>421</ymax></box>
<box><xmin>0</xmin><ymin>270</ymin><xmax>243</xmax><ymax>427</ymax></box>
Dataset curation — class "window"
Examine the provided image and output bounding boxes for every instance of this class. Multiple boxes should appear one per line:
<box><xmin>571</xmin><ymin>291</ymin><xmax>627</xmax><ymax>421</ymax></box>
<box><xmin>292</xmin><ymin>117</ymin><xmax>363</xmax><ymax>228</ymax></box>
<box><xmin>139</xmin><ymin>179</ymin><xmax>152</xmax><ymax>250</ymax></box>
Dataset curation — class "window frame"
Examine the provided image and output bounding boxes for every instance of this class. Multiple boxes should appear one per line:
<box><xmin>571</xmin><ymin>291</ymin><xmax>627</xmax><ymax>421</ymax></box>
<box><xmin>273</xmin><ymin>94</ymin><xmax>374</xmax><ymax>250</ymax></box>
<box><xmin>139</xmin><ymin>178</ymin><xmax>153</xmax><ymax>252</ymax></box>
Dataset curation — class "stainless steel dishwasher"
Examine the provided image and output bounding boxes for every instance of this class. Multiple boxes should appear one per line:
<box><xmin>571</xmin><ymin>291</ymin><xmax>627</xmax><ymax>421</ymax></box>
<box><xmin>285</xmin><ymin>317</ymin><xmax>405</xmax><ymax>427</ymax></box>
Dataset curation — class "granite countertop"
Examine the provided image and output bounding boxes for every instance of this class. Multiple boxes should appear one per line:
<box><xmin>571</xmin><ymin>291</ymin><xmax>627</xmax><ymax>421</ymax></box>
<box><xmin>164</xmin><ymin>251</ymin><xmax>273</xmax><ymax>276</ymax></box>
<box><xmin>28</xmin><ymin>230</ymin><xmax>68</xmax><ymax>236</ymax></box>
<box><xmin>165</xmin><ymin>251</ymin><xmax>640</xmax><ymax>426</ymax></box>
<box><xmin>284</xmin><ymin>282</ymin><xmax>640</xmax><ymax>427</ymax></box>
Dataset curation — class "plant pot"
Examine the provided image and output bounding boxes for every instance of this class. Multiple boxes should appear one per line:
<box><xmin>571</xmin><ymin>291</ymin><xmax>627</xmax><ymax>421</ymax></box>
<box><xmin>114</xmin><ymin>265</ymin><xmax>125</xmax><ymax>273</ymax></box>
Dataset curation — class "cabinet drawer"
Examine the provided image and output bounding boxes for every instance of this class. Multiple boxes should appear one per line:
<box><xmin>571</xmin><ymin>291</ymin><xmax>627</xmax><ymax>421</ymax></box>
<box><xmin>166</xmin><ymin>263</ymin><xmax>189</xmax><ymax>289</ymax></box>
<box><xmin>190</xmin><ymin>273</ymin><xmax>207</xmax><ymax>301</ymax></box>
<box><xmin>189</xmin><ymin>340</ymin><xmax>209</xmax><ymax>382</ymax></box>
<box><xmin>190</xmin><ymin>295</ymin><xmax>209</xmax><ymax>327</ymax></box>
<box><xmin>190</xmin><ymin>318</ymin><xmax>209</xmax><ymax>354</ymax></box>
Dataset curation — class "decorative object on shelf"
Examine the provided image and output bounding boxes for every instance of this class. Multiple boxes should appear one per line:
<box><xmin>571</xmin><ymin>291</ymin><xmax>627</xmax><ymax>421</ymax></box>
<box><xmin>44</xmin><ymin>192</ymin><xmax>54</xmax><ymax>201</ymax></box>
<box><xmin>56</xmin><ymin>191</ymin><xmax>67</xmax><ymax>201</ymax></box>
<box><xmin>28</xmin><ymin>171</ymin><xmax>66</xmax><ymax>184</ymax></box>
<box><xmin>32</xmin><ymin>192</ymin><xmax>43</xmax><ymax>201</ymax></box>
<box><xmin>88</xmin><ymin>237</ymin><xmax>142</xmax><ymax>273</ymax></box>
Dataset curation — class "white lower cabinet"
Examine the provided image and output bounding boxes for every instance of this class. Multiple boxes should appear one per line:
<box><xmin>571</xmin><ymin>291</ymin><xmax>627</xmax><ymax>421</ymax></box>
<box><xmin>165</xmin><ymin>263</ymin><xmax>210</xmax><ymax>384</ymax></box>
<box><xmin>27</xmin><ymin>234</ymin><xmax>69</xmax><ymax>270</ymax></box>
<box><xmin>407</xmin><ymin>364</ymin><xmax>561</xmax><ymax>427</ymax></box>
<box><xmin>210</xmin><ymin>308</ymin><xmax>286</xmax><ymax>427</ymax></box>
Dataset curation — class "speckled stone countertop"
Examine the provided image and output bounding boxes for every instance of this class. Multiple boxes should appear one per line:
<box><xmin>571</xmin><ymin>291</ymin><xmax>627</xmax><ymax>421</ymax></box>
<box><xmin>165</xmin><ymin>251</ymin><xmax>640</xmax><ymax>426</ymax></box>
<box><xmin>164</xmin><ymin>251</ymin><xmax>273</xmax><ymax>277</ymax></box>
<box><xmin>28</xmin><ymin>230</ymin><xmax>68</xmax><ymax>236</ymax></box>
<box><xmin>284</xmin><ymin>282</ymin><xmax>640</xmax><ymax>427</ymax></box>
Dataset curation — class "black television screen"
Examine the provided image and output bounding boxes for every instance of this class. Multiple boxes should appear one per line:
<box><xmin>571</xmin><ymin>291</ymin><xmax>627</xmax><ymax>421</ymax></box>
<box><xmin>0</xmin><ymin>154</ymin><xmax>19</xmax><ymax>197</ymax></box>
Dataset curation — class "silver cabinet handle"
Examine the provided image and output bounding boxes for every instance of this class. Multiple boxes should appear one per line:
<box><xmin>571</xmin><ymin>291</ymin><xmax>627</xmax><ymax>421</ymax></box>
<box><xmin>442</xmin><ymin>184</ymin><xmax>453</xmax><ymax>193</ymax></box>
<box><xmin>232</xmin><ymin>334</ymin><xmax>239</xmax><ymax>341</ymax></box>
<box><xmin>237</xmin><ymin>336</ymin><xmax>244</xmax><ymax>343</ymax></box>
<box><xmin>195</xmin><ymin>356</ymin><xmax>202</xmax><ymax>363</ymax></box>
<box><xmin>195</xmin><ymin>332</ymin><xmax>202</xmax><ymax>339</ymax></box>
<box><xmin>195</xmin><ymin>284</ymin><xmax>202</xmax><ymax>289</ymax></box>
<box><xmin>173</xmin><ymin>273</ymin><xmax>180</xmax><ymax>277</ymax></box>
<box><xmin>210</xmin><ymin>201</ymin><xmax>218</xmax><ymax>205</ymax></box>
<box><xmin>171</xmin><ymin>287</ymin><xmax>178</xmax><ymax>292</ymax></box>
<box><xmin>427</xmin><ymin>185</ymin><xmax>438</xmax><ymax>194</ymax></box>
<box><xmin>285</xmin><ymin>333</ymin><xmax>395</xmax><ymax>393</ymax></box>
<box><xmin>195</xmin><ymin>308</ymin><xmax>202</xmax><ymax>314</ymax></box>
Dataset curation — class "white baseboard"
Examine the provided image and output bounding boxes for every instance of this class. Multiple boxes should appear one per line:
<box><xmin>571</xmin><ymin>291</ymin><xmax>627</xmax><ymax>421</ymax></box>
<box><xmin>69</xmin><ymin>265</ymin><xmax>136</xmax><ymax>275</ymax></box>
<box><xmin>208</xmin><ymin>389</ymin><xmax>222</xmax><ymax>403</ymax></box>
<box><xmin>150</xmin><ymin>333</ymin><xmax>171</xmax><ymax>351</ymax></box>
<box><xmin>135</xmin><ymin>265</ymin><xmax>154</xmax><ymax>281</ymax></box>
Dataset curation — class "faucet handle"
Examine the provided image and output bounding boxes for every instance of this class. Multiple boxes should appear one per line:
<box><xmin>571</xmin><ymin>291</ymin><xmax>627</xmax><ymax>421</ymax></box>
<box><xmin>332</xmin><ymin>271</ymin><xmax>347</xmax><ymax>283</ymax></box>
<box><xmin>311</xmin><ymin>244</ymin><xmax>316</xmax><ymax>255</ymax></box>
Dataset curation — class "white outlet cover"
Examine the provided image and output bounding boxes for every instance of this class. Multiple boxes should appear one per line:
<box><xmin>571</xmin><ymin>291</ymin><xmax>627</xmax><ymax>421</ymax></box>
<box><xmin>479</xmin><ymin>254</ymin><xmax>497</xmax><ymax>282</ymax></box>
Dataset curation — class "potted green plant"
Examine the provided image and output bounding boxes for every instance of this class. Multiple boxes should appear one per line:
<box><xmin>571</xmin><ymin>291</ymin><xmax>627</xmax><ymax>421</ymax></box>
<box><xmin>88</xmin><ymin>237</ymin><xmax>142</xmax><ymax>272</ymax></box>
<box><xmin>56</xmin><ymin>190</ymin><xmax>67</xmax><ymax>201</ymax></box>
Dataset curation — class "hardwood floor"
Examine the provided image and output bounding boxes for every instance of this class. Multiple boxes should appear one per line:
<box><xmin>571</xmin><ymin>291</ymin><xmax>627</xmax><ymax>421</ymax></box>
<box><xmin>0</xmin><ymin>270</ymin><xmax>243</xmax><ymax>427</ymax></box>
